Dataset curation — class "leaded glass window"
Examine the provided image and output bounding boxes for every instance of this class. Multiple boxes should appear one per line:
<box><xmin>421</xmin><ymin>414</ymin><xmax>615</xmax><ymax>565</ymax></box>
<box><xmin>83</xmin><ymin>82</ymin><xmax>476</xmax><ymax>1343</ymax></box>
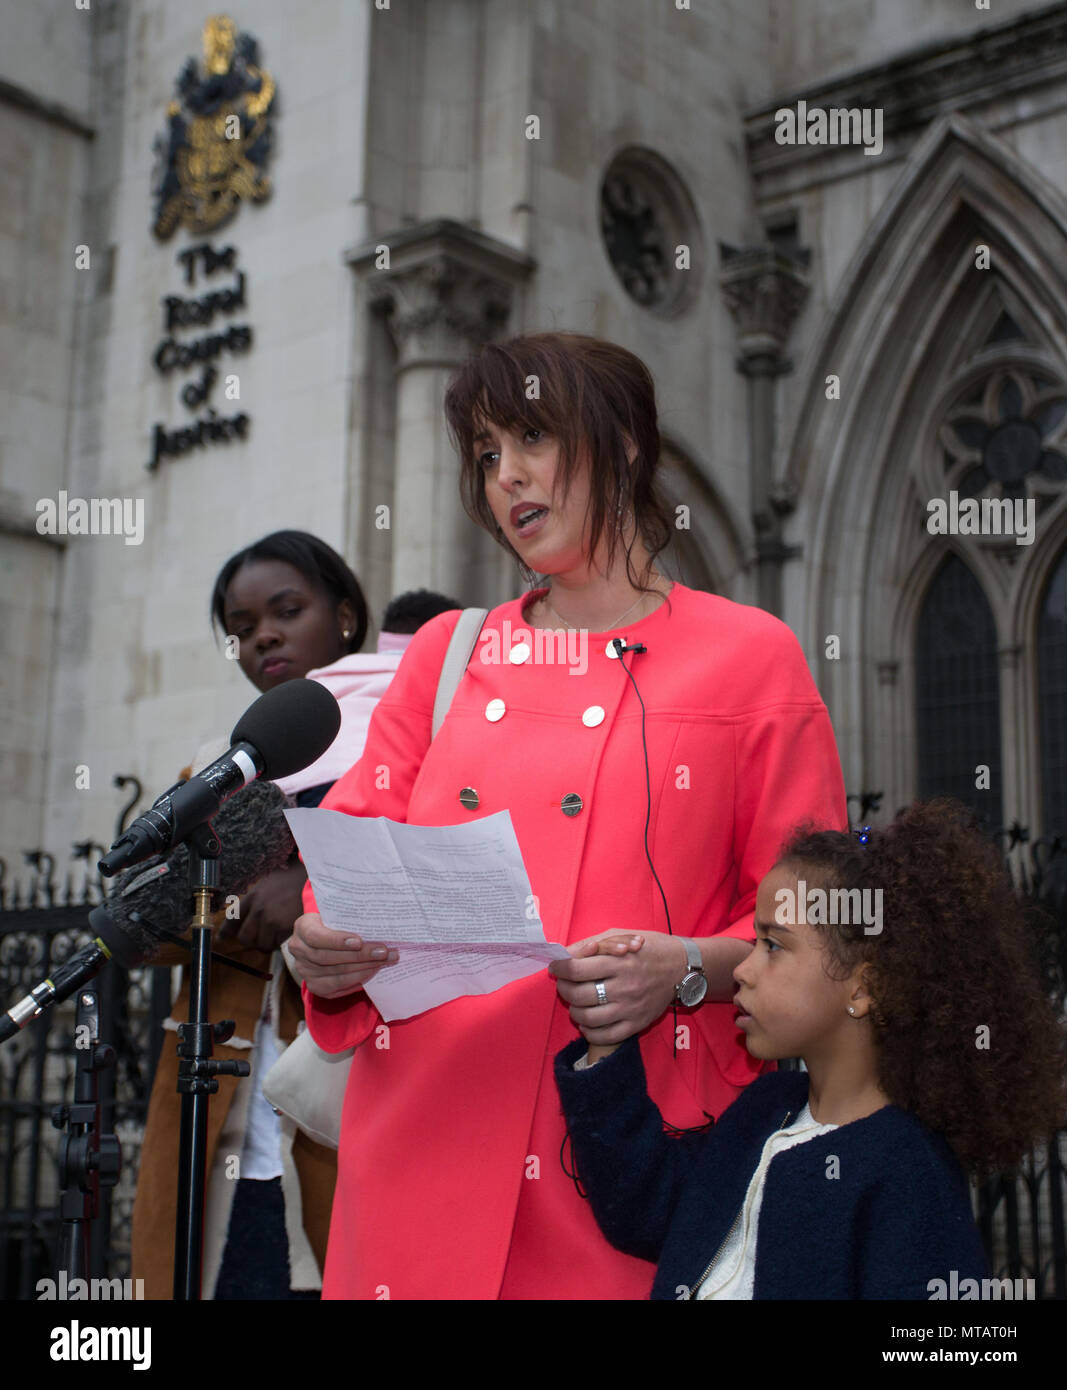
<box><xmin>916</xmin><ymin>554</ymin><xmax>1003</xmax><ymax>829</ymax></box>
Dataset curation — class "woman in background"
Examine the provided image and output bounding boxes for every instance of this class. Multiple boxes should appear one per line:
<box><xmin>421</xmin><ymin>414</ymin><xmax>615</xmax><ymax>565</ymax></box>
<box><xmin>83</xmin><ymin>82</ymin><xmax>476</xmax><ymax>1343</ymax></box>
<box><xmin>131</xmin><ymin>529</ymin><xmax>457</xmax><ymax>1298</ymax></box>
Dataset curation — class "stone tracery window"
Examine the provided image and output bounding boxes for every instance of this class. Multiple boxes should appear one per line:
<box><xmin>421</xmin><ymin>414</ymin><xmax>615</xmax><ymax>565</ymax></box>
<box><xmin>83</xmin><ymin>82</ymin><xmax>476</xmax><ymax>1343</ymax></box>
<box><xmin>915</xmin><ymin>305</ymin><xmax>1067</xmax><ymax>841</ymax></box>
<box><xmin>599</xmin><ymin>148</ymin><xmax>699</xmax><ymax>316</ymax></box>
<box><xmin>939</xmin><ymin>368</ymin><xmax>1067</xmax><ymax>512</ymax></box>
<box><xmin>915</xmin><ymin>554</ymin><xmax>1003</xmax><ymax>830</ymax></box>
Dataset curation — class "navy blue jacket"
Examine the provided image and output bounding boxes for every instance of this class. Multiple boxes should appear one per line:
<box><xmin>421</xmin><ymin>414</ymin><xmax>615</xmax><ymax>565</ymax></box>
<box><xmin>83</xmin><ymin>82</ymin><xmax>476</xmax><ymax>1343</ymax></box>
<box><xmin>555</xmin><ymin>1036</ymin><xmax>989</xmax><ymax>1300</ymax></box>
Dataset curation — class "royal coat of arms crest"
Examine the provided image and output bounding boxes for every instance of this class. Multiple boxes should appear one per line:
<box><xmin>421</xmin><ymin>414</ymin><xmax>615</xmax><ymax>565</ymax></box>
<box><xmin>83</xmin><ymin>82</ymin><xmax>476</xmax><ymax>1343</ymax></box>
<box><xmin>152</xmin><ymin>15</ymin><xmax>276</xmax><ymax>239</ymax></box>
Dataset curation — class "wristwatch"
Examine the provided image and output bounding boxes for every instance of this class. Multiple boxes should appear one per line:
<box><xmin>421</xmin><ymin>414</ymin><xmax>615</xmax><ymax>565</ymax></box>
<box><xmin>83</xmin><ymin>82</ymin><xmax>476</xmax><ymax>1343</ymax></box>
<box><xmin>674</xmin><ymin>937</ymin><xmax>707</xmax><ymax>1007</ymax></box>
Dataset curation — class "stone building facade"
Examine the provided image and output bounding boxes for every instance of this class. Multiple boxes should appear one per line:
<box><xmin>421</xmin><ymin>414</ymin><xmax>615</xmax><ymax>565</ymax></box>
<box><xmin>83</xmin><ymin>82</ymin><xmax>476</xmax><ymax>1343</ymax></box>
<box><xmin>1</xmin><ymin>0</ymin><xmax>1064</xmax><ymax>884</ymax></box>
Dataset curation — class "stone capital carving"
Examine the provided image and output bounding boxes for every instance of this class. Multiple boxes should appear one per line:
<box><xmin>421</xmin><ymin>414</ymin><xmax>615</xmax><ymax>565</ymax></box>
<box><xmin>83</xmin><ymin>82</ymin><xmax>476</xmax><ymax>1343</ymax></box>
<box><xmin>719</xmin><ymin>244</ymin><xmax>811</xmax><ymax>363</ymax></box>
<box><xmin>347</xmin><ymin>219</ymin><xmax>536</xmax><ymax>369</ymax></box>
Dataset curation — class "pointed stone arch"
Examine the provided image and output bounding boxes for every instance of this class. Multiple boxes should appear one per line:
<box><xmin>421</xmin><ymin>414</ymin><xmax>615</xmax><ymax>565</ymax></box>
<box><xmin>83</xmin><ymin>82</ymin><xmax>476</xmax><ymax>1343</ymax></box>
<box><xmin>1017</xmin><ymin>512</ymin><xmax>1067</xmax><ymax>836</ymax></box>
<box><xmin>1033</xmin><ymin>542</ymin><xmax>1067</xmax><ymax>840</ymax></box>
<box><xmin>780</xmin><ymin>112</ymin><xmax>1067</xmax><ymax>808</ymax></box>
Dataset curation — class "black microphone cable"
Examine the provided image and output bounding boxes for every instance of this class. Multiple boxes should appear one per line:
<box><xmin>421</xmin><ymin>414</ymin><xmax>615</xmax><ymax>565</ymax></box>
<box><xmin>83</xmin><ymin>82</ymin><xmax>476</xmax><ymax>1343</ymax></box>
<box><xmin>559</xmin><ymin>635</ymin><xmax>715</xmax><ymax>1199</ymax></box>
<box><xmin>611</xmin><ymin>637</ymin><xmax>715</xmax><ymax>1135</ymax></box>
<box><xmin>610</xmin><ymin>638</ymin><xmax>677</xmax><ymax>1051</ymax></box>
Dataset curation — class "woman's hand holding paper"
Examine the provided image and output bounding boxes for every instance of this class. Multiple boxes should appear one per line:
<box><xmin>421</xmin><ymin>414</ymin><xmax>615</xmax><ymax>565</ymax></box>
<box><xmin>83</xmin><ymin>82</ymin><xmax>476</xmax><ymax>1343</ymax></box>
<box><xmin>288</xmin><ymin>910</ymin><xmax>399</xmax><ymax>999</ymax></box>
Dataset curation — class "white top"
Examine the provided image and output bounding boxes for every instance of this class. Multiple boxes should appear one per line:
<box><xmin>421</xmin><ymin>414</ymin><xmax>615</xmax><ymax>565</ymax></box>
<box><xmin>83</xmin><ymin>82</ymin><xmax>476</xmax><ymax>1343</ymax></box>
<box><xmin>239</xmin><ymin>990</ymin><xmax>285</xmax><ymax>1180</ymax></box>
<box><xmin>695</xmin><ymin>1101</ymin><xmax>837</xmax><ymax>1299</ymax></box>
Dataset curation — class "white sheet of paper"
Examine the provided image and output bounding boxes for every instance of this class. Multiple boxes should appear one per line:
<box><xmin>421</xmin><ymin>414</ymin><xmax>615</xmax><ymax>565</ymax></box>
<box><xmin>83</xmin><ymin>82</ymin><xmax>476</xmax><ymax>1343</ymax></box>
<box><xmin>285</xmin><ymin>807</ymin><xmax>570</xmax><ymax>1021</ymax></box>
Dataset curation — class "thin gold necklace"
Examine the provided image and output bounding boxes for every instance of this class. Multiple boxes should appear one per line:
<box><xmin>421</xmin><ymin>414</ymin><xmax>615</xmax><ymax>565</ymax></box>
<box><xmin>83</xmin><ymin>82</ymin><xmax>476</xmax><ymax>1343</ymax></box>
<box><xmin>541</xmin><ymin>575</ymin><xmax>668</xmax><ymax>632</ymax></box>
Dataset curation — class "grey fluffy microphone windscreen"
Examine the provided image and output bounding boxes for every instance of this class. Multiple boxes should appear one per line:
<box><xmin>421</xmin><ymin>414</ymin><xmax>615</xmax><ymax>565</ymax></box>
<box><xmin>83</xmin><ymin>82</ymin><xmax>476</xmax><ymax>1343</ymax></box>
<box><xmin>97</xmin><ymin>777</ymin><xmax>297</xmax><ymax>967</ymax></box>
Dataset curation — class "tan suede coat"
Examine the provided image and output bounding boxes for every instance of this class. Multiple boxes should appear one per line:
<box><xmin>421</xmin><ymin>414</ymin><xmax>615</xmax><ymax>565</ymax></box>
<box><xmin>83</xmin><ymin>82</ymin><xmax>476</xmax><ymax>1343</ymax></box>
<box><xmin>130</xmin><ymin>923</ymin><xmax>337</xmax><ymax>1299</ymax></box>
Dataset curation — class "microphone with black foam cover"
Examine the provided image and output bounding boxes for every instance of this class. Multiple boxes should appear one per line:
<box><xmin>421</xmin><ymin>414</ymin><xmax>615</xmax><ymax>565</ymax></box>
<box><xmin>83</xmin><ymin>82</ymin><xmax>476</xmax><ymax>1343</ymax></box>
<box><xmin>0</xmin><ymin>779</ymin><xmax>296</xmax><ymax>1043</ymax></box>
<box><xmin>98</xmin><ymin>679</ymin><xmax>341</xmax><ymax>876</ymax></box>
<box><xmin>99</xmin><ymin>777</ymin><xmax>296</xmax><ymax>956</ymax></box>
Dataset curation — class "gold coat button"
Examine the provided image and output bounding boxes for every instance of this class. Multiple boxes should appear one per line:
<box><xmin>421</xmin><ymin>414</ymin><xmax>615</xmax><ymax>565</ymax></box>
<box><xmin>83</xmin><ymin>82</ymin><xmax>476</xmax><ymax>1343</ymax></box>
<box><xmin>459</xmin><ymin>787</ymin><xmax>480</xmax><ymax>810</ymax></box>
<box><xmin>582</xmin><ymin>706</ymin><xmax>605</xmax><ymax>727</ymax></box>
<box><xmin>485</xmin><ymin>698</ymin><xmax>506</xmax><ymax>721</ymax></box>
<box><xmin>561</xmin><ymin>793</ymin><xmax>584</xmax><ymax>816</ymax></box>
<box><xmin>509</xmin><ymin>642</ymin><xmax>531</xmax><ymax>664</ymax></box>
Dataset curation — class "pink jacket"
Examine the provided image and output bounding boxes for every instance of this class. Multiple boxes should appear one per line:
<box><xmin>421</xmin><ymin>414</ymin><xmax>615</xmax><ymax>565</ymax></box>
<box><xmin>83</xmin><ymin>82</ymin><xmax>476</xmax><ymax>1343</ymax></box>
<box><xmin>273</xmin><ymin>645</ymin><xmax>408</xmax><ymax>797</ymax></box>
<box><xmin>302</xmin><ymin>582</ymin><xmax>848</xmax><ymax>1300</ymax></box>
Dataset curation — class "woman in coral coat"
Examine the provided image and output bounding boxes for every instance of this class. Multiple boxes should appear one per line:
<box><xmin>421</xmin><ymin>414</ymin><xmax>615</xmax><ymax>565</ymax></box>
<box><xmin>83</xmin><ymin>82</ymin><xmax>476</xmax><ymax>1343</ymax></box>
<box><xmin>289</xmin><ymin>332</ymin><xmax>848</xmax><ymax>1300</ymax></box>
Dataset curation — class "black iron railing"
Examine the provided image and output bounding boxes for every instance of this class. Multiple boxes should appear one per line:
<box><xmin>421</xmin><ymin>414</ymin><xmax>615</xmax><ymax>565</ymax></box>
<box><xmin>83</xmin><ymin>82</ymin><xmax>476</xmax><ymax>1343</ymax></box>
<box><xmin>2</xmin><ymin>798</ymin><xmax>1065</xmax><ymax>1299</ymax></box>
<box><xmin>0</xmin><ymin>876</ymin><xmax>173</xmax><ymax>1299</ymax></box>
<box><xmin>0</xmin><ymin>779</ymin><xmax>173</xmax><ymax>1301</ymax></box>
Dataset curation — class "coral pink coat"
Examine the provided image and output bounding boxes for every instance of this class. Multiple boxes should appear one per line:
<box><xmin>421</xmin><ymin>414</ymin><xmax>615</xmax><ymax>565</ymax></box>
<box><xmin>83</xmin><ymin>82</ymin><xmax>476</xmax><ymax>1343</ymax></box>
<box><xmin>302</xmin><ymin>582</ymin><xmax>847</xmax><ymax>1300</ymax></box>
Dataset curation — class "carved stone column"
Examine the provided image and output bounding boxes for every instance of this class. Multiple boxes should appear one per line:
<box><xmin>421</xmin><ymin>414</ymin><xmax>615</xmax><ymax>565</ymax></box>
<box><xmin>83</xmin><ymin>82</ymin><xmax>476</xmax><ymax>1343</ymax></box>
<box><xmin>347</xmin><ymin>219</ymin><xmax>535</xmax><ymax>605</ymax></box>
<box><xmin>997</xmin><ymin>640</ymin><xmax>1026</xmax><ymax>848</ymax></box>
<box><xmin>719</xmin><ymin>244</ymin><xmax>810</xmax><ymax>616</ymax></box>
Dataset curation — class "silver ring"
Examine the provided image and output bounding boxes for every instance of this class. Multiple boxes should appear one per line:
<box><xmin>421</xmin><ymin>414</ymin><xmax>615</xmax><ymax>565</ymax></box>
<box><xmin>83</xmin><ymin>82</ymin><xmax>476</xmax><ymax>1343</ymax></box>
<box><xmin>594</xmin><ymin>980</ymin><xmax>608</xmax><ymax>1006</ymax></box>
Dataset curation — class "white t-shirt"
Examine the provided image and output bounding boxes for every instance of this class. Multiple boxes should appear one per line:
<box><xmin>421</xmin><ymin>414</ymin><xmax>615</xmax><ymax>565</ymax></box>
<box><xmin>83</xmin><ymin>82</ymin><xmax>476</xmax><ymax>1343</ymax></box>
<box><xmin>696</xmin><ymin>1102</ymin><xmax>837</xmax><ymax>1300</ymax></box>
<box><xmin>239</xmin><ymin>985</ymin><xmax>285</xmax><ymax>1180</ymax></box>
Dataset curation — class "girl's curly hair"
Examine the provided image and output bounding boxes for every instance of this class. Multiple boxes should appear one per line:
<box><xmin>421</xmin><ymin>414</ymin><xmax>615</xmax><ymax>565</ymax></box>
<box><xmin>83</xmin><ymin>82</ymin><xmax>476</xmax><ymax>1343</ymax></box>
<box><xmin>777</xmin><ymin>797</ymin><xmax>1067</xmax><ymax>1177</ymax></box>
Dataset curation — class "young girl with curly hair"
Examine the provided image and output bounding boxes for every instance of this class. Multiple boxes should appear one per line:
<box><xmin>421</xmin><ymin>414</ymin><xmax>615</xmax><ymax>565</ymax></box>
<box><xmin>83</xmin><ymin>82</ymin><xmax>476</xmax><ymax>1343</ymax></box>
<box><xmin>554</xmin><ymin>797</ymin><xmax>1067</xmax><ymax>1299</ymax></box>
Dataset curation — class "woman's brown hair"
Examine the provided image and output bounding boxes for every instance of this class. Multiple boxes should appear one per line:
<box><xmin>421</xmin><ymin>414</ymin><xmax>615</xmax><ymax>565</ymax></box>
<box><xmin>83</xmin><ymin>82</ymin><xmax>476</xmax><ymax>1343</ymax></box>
<box><xmin>443</xmin><ymin>332</ymin><xmax>674</xmax><ymax>603</ymax></box>
<box><xmin>777</xmin><ymin>798</ymin><xmax>1067</xmax><ymax>1176</ymax></box>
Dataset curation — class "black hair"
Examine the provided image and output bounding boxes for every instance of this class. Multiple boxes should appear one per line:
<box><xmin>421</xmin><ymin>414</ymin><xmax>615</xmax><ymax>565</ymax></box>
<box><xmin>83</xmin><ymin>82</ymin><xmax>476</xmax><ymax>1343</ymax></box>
<box><xmin>210</xmin><ymin>530</ymin><xmax>369</xmax><ymax>654</ymax></box>
<box><xmin>381</xmin><ymin>588</ymin><xmax>463</xmax><ymax>635</ymax></box>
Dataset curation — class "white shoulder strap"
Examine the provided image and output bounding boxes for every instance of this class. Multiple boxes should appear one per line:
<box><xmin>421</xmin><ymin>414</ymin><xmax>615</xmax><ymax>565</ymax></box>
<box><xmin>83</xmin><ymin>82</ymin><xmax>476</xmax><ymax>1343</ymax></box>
<box><xmin>432</xmin><ymin>608</ymin><xmax>489</xmax><ymax>739</ymax></box>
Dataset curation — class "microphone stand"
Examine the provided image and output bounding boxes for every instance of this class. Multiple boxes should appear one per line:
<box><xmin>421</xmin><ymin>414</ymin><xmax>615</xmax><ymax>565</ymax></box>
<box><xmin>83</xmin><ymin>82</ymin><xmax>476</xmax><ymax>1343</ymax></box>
<box><xmin>52</xmin><ymin>988</ymin><xmax>121</xmax><ymax>1288</ymax></box>
<box><xmin>173</xmin><ymin>821</ymin><xmax>249</xmax><ymax>1301</ymax></box>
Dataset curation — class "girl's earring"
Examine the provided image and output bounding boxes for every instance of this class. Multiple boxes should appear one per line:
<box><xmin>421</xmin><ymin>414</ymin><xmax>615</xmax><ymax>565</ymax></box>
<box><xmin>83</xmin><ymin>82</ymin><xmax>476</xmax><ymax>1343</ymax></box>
<box><xmin>847</xmin><ymin>1006</ymin><xmax>857</xmax><ymax>1016</ymax></box>
<box><xmin>342</xmin><ymin>629</ymin><xmax>351</xmax><ymax>641</ymax></box>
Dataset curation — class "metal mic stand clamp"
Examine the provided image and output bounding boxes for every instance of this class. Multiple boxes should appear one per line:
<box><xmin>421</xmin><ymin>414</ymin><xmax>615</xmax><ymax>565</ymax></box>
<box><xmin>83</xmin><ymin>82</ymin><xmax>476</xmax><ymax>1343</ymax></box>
<box><xmin>52</xmin><ymin>989</ymin><xmax>122</xmax><ymax>1287</ymax></box>
<box><xmin>173</xmin><ymin>820</ymin><xmax>250</xmax><ymax>1301</ymax></box>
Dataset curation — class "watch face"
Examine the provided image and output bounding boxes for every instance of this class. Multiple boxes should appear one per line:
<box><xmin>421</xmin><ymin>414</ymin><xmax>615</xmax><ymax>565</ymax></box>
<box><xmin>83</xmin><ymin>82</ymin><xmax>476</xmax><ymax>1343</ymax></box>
<box><xmin>677</xmin><ymin>972</ymin><xmax>707</xmax><ymax>1007</ymax></box>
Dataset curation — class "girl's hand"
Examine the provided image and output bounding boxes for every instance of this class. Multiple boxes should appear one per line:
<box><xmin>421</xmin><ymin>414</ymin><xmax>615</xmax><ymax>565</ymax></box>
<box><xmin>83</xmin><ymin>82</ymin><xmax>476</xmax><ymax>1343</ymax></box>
<box><xmin>550</xmin><ymin>928</ymin><xmax>689</xmax><ymax>1047</ymax></box>
<box><xmin>287</xmin><ymin>911</ymin><xmax>399</xmax><ymax>1000</ymax></box>
<box><xmin>589</xmin><ymin>933</ymin><xmax>644</xmax><ymax>958</ymax></box>
<box><xmin>218</xmin><ymin>859</ymin><xmax>309</xmax><ymax>952</ymax></box>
